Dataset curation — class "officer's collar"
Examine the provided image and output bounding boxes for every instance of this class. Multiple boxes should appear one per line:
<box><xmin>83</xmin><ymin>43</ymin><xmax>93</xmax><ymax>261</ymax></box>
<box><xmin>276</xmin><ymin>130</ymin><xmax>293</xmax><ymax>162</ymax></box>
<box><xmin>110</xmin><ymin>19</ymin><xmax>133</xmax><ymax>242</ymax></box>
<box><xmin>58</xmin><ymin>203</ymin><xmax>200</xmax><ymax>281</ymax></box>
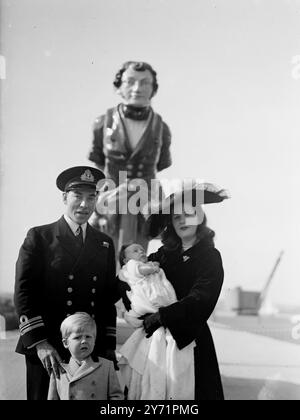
<box><xmin>63</xmin><ymin>214</ymin><xmax>87</xmax><ymax>237</ymax></box>
<box><xmin>63</xmin><ymin>356</ymin><xmax>102</xmax><ymax>381</ymax></box>
<box><xmin>121</xmin><ymin>104</ymin><xmax>151</xmax><ymax>121</ymax></box>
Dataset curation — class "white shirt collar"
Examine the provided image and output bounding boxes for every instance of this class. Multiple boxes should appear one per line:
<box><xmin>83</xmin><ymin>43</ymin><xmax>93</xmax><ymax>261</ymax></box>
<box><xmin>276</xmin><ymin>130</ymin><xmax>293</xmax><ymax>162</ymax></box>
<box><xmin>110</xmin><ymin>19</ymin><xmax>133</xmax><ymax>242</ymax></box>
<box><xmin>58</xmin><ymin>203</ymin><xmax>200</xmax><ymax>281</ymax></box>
<box><xmin>64</xmin><ymin>214</ymin><xmax>87</xmax><ymax>241</ymax></box>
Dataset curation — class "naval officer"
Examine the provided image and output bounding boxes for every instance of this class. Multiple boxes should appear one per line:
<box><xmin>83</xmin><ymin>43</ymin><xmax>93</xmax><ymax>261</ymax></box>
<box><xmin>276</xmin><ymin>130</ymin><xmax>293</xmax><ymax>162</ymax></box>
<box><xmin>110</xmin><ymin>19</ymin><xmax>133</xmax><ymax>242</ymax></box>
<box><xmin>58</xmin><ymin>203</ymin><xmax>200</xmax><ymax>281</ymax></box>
<box><xmin>14</xmin><ymin>166</ymin><xmax>118</xmax><ymax>400</ymax></box>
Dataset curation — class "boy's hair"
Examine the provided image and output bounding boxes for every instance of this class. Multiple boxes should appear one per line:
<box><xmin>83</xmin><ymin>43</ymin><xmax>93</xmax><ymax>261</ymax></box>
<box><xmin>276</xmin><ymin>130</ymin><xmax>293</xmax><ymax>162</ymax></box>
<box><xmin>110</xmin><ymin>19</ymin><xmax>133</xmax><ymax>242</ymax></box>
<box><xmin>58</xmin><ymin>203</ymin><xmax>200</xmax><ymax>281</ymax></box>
<box><xmin>60</xmin><ymin>312</ymin><xmax>97</xmax><ymax>339</ymax></box>
<box><xmin>119</xmin><ymin>242</ymin><xmax>134</xmax><ymax>267</ymax></box>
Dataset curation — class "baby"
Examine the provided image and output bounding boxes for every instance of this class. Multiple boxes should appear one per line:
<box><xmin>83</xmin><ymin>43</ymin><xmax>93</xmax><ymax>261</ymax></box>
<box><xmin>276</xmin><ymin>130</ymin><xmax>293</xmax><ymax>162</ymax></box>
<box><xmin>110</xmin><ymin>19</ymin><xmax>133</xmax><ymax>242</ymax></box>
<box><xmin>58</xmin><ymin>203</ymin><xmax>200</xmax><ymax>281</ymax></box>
<box><xmin>118</xmin><ymin>243</ymin><xmax>177</xmax><ymax>327</ymax></box>
<box><xmin>47</xmin><ymin>312</ymin><xmax>123</xmax><ymax>400</ymax></box>
<box><xmin>118</xmin><ymin>244</ymin><xmax>195</xmax><ymax>400</ymax></box>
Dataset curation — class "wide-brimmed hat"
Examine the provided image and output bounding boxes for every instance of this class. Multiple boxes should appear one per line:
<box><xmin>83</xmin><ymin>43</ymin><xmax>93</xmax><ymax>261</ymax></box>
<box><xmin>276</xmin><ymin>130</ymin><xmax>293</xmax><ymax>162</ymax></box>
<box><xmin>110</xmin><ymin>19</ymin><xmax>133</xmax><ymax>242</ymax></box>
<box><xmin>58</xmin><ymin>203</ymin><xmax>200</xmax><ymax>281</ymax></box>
<box><xmin>147</xmin><ymin>181</ymin><xmax>229</xmax><ymax>238</ymax></box>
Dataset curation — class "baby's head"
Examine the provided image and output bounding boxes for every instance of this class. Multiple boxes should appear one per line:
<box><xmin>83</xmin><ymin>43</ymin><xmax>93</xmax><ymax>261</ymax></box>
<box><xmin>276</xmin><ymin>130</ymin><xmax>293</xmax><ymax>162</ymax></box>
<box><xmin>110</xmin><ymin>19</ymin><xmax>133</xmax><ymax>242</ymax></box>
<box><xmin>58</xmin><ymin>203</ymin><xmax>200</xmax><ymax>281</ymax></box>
<box><xmin>119</xmin><ymin>243</ymin><xmax>148</xmax><ymax>267</ymax></box>
<box><xmin>61</xmin><ymin>312</ymin><xmax>97</xmax><ymax>361</ymax></box>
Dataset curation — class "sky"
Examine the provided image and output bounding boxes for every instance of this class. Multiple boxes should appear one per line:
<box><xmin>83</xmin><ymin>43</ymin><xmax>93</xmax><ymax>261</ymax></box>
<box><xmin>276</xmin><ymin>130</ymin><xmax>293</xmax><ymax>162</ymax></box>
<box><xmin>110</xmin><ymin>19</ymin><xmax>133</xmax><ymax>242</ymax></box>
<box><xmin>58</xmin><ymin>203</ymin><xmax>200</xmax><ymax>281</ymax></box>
<box><xmin>0</xmin><ymin>0</ymin><xmax>300</xmax><ymax>305</ymax></box>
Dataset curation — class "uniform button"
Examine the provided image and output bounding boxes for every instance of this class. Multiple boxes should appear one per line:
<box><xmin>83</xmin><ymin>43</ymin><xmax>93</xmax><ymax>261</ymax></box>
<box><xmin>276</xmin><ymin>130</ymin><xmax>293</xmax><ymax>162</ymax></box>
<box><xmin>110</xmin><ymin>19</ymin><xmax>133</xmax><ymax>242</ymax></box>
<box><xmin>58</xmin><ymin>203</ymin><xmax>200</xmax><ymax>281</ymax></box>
<box><xmin>70</xmin><ymin>394</ymin><xmax>75</xmax><ymax>400</ymax></box>
<box><xmin>91</xmin><ymin>288</ymin><xmax>96</xmax><ymax>294</ymax></box>
<box><xmin>67</xmin><ymin>287</ymin><xmax>73</xmax><ymax>293</ymax></box>
<box><xmin>67</xmin><ymin>300</ymin><xmax>72</xmax><ymax>306</ymax></box>
<box><xmin>137</xmin><ymin>172</ymin><xmax>143</xmax><ymax>177</ymax></box>
<box><xmin>91</xmin><ymin>301</ymin><xmax>95</xmax><ymax>307</ymax></box>
<box><xmin>91</xmin><ymin>314</ymin><xmax>95</xmax><ymax>319</ymax></box>
<box><xmin>68</xmin><ymin>274</ymin><xmax>74</xmax><ymax>280</ymax></box>
<box><xmin>138</xmin><ymin>164</ymin><xmax>144</xmax><ymax>169</ymax></box>
<box><xmin>91</xmin><ymin>393</ymin><xmax>95</xmax><ymax>399</ymax></box>
<box><xmin>66</xmin><ymin>314</ymin><xmax>71</xmax><ymax>317</ymax></box>
<box><xmin>91</xmin><ymin>380</ymin><xmax>96</xmax><ymax>386</ymax></box>
<box><xmin>127</xmin><ymin>171</ymin><xmax>133</xmax><ymax>177</ymax></box>
<box><xmin>126</xmin><ymin>164</ymin><xmax>133</xmax><ymax>170</ymax></box>
<box><xmin>93</xmin><ymin>276</ymin><xmax>97</xmax><ymax>281</ymax></box>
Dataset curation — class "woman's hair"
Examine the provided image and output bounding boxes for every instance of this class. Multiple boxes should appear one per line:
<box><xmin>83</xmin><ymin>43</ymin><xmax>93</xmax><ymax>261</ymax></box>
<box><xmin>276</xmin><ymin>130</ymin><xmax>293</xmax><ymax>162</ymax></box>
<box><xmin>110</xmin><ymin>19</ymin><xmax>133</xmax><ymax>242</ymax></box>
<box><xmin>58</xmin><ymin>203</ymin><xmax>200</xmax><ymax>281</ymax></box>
<box><xmin>113</xmin><ymin>61</ymin><xmax>159</xmax><ymax>97</ymax></box>
<box><xmin>119</xmin><ymin>243</ymin><xmax>134</xmax><ymax>267</ymax></box>
<box><xmin>161</xmin><ymin>213</ymin><xmax>215</xmax><ymax>251</ymax></box>
<box><xmin>60</xmin><ymin>312</ymin><xmax>97</xmax><ymax>340</ymax></box>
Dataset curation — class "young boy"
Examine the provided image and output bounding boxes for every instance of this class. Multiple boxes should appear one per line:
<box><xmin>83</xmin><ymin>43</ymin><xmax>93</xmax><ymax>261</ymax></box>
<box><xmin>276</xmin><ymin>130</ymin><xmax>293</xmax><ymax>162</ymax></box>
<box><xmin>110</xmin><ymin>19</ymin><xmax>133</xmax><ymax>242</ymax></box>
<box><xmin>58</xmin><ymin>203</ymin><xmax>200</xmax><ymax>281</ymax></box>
<box><xmin>47</xmin><ymin>312</ymin><xmax>123</xmax><ymax>400</ymax></box>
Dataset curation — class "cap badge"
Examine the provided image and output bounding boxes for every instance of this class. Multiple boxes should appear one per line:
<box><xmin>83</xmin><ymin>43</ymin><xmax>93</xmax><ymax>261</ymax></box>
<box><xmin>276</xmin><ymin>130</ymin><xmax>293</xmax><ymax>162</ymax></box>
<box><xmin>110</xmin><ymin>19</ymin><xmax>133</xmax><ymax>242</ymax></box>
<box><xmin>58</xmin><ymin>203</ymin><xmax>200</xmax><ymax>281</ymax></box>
<box><xmin>80</xmin><ymin>170</ymin><xmax>94</xmax><ymax>182</ymax></box>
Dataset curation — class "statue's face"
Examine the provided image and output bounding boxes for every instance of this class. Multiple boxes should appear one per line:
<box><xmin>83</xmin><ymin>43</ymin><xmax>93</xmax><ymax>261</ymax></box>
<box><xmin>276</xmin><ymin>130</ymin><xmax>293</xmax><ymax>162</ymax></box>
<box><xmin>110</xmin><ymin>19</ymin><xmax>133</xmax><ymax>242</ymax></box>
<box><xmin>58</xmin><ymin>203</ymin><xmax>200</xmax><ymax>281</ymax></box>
<box><xmin>118</xmin><ymin>66</ymin><xmax>154</xmax><ymax>107</ymax></box>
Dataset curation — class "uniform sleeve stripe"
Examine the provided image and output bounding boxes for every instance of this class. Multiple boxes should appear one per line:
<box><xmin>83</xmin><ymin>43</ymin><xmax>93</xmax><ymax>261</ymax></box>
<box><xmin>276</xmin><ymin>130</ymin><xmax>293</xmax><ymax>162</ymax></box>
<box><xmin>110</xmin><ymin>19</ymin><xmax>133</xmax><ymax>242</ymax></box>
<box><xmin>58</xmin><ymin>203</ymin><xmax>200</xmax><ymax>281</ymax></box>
<box><xmin>20</xmin><ymin>317</ymin><xmax>44</xmax><ymax>331</ymax></box>
<box><xmin>19</xmin><ymin>315</ymin><xmax>43</xmax><ymax>328</ymax></box>
<box><xmin>27</xmin><ymin>339</ymin><xmax>47</xmax><ymax>349</ymax></box>
<box><xmin>20</xmin><ymin>322</ymin><xmax>45</xmax><ymax>336</ymax></box>
<box><xmin>106</xmin><ymin>330</ymin><xmax>116</xmax><ymax>334</ymax></box>
<box><xmin>20</xmin><ymin>318</ymin><xmax>44</xmax><ymax>330</ymax></box>
<box><xmin>106</xmin><ymin>326</ymin><xmax>116</xmax><ymax>337</ymax></box>
<box><xmin>20</xmin><ymin>317</ymin><xmax>45</xmax><ymax>334</ymax></box>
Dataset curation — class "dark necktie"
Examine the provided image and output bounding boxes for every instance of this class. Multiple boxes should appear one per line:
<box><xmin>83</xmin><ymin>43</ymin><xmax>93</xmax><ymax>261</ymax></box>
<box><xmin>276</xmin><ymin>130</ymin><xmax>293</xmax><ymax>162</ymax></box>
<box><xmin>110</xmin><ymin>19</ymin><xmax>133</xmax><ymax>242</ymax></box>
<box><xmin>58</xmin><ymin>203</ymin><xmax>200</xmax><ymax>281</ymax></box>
<box><xmin>122</xmin><ymin>104</ymin><xmax>151</xmax><ymax>121</ymax></box>
<box><xmin>75</xmin><ymin>225</ymin><xmax>84</xmax><ymax>247</ymax></box>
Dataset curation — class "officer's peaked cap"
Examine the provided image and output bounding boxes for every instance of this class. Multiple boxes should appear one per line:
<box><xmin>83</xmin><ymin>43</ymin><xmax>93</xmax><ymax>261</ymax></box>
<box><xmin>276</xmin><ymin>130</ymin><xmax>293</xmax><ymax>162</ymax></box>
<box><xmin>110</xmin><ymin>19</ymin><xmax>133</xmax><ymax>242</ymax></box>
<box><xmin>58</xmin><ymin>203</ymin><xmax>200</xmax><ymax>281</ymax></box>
<box><xmin>56</xmin><ymin>166</ymin><xmax>105</xmax><ymax>192</ymax></box>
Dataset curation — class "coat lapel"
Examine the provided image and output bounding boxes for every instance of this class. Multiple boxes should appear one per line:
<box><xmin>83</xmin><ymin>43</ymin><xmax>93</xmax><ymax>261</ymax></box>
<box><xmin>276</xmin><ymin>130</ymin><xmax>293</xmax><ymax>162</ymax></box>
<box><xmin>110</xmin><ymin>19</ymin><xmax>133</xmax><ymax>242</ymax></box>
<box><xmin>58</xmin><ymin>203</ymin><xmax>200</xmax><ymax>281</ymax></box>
<box><xmin>65</xmin><ymin>357</ymin><xmax>102</xmax><ymax>383</ymax></box>
<box><xmin>130</xmin><ymin>111</ymin><xmax>155</xmax><ymax>159</ymax></box>
<box><xmin>74</xmin><ymin>224</ymin><xmax>106</xmax><ymax>269</ymax></box>
<box><xmin>72</xmin><ymin>224</ymin><xmax>112</xmax><ymax>274</ymax></box>
<box><xmin>110</xmin><ymin>106</ymin><xmax>156</xmax><ymax>160</ymax></box>
<box><xmin>108</xmin><ymin>107</ymin><xmax>131</xmax><ymax>156</ymax></box>
<box><xmin>181</xmin><ymin>241</ymin><xmax>214</xmax><ymax>263</ymax></box>
<box><xmin>56</xmin><ymin>216</ymin><xmax>81</xmax><ymax>259</ymax></box>
<box><xmin>56</xmin><ymin>220</ymin><xmax>109</xmax><ymax>273</ymax></box>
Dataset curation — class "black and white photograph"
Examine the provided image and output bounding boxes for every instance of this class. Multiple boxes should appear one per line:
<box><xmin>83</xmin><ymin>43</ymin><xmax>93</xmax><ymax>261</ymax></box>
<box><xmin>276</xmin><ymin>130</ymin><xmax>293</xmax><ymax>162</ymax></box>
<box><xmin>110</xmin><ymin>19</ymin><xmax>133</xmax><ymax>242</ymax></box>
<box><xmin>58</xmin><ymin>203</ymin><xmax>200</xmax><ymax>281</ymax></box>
<box><xmin>1</xmin><ymin>0</ymin><xmax>300</xmax><ymax>402</ymax></box>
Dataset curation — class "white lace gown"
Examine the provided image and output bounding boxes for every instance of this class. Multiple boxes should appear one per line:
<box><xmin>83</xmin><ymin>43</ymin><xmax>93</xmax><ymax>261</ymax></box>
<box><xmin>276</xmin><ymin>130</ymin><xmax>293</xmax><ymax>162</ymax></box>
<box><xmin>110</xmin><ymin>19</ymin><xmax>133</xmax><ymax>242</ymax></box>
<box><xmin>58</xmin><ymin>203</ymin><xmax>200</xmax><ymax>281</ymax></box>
<box><xmin>118</xmin><ymin>259</ymin><xmax>195</xmax><ymax>400</ymax></box>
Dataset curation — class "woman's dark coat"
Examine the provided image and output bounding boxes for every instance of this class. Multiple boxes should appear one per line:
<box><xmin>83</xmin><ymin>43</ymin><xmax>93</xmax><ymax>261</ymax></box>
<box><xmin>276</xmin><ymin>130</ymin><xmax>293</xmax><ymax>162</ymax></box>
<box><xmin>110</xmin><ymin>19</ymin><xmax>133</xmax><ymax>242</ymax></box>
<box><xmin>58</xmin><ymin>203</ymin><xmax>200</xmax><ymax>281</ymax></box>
<box><xmin>148</xmin><ymin>241</ymin><xmax>224</xmax><ymax>400</ymax></box>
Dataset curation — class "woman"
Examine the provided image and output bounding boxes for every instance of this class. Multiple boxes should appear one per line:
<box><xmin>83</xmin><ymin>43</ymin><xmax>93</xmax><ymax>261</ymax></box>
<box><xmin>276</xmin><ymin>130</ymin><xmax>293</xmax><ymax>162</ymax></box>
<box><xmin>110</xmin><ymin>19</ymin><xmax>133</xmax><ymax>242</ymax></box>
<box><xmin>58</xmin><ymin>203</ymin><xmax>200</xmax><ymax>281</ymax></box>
<box><xmin>119</xmin><ymin>183</ymin><xmax>228</xmax><ymax>400</ymax></box>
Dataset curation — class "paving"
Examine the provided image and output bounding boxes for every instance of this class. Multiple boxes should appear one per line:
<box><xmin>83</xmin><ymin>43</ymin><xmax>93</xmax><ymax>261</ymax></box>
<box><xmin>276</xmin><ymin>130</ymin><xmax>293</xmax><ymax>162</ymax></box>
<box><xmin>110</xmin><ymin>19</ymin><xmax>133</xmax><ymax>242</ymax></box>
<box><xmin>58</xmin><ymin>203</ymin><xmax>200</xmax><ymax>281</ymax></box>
<box><xmin>1</xmin><ymin>318</ymin><xmax>300</xmax><ymax>400</ymax></box>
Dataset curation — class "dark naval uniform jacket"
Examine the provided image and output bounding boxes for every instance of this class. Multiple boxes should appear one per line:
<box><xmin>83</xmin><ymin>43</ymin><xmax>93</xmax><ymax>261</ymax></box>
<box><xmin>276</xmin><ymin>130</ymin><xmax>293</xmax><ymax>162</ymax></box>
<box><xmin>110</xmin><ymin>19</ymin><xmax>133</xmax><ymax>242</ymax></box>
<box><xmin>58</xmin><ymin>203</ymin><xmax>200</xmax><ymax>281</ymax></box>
<box><xmin>148</xmin><ymin>241</ymin><xmax>225</xmax><ymax>400</ymax></box>
<box><xmin>14</xmin><ymin>216</ymin><xmax>117</xmax><ymax>361</ymax></box>
<box><xmin>88</xmin><ymin>104</ymin><xmax>172</xmax><ymax>185</ymax></box>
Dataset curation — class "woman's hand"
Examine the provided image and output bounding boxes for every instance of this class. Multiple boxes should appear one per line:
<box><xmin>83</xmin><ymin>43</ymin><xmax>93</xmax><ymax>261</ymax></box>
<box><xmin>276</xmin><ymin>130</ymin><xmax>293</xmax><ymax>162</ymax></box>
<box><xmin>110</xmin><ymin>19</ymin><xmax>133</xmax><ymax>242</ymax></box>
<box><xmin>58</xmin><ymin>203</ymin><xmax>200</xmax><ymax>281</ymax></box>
<box><xmin>141</xmin><ymin>312</ymin><xmax>162</xmax><ymax>338</ymax></box>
